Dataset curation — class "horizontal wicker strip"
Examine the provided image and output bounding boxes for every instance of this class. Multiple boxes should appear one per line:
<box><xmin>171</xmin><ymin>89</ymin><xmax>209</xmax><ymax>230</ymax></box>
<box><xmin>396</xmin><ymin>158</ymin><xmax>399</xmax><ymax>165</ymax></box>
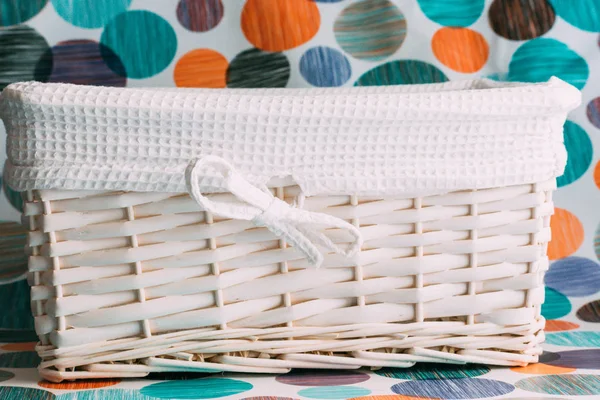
<box><xmin>25</xmin><ymin>180</ymin><xmax>553</xmax><ymax>382</ymax></box>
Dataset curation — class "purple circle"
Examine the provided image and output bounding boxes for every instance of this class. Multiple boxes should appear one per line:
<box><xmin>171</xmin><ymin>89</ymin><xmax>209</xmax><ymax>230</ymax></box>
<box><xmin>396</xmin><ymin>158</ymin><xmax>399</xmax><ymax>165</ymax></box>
<box><xmin>276</xmin><ymin>369</ymin><xmax>369</xmax><ymax>386</ymax></box>
<box><xmin>177</xmin><ymin>0</ymin><xmax>224</xmax><ymax>32</ymax></box>
<box><xmin>548</xmin><ymin>349</ymin><xmax>600</xmax><ymax>369</ymax></box>
<box><xmin>48</xmin><ymin>39</ymin><xmax>126</xmax><ymax>86</ymax></box>
<box><xmin>587</xmin><ymin>97</ymin><xmax>600</xmax><ymax>129</ymax></box>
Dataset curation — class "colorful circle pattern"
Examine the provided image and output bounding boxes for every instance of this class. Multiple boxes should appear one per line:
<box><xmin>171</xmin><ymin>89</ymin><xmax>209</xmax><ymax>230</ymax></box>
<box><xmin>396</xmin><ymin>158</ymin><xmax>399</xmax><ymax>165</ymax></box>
<box><xmin>0</xmin><ymin>0</ymin><xmax>600</xmax><ymax>398</ymax></box>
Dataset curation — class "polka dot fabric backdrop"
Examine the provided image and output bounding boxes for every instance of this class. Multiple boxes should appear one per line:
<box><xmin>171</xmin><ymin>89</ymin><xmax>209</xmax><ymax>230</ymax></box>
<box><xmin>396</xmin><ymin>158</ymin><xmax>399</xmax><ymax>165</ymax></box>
<box><xmin>1</xmin><ymin>0</ymin><xmax>600</xmax><ymax>398</ymax></box>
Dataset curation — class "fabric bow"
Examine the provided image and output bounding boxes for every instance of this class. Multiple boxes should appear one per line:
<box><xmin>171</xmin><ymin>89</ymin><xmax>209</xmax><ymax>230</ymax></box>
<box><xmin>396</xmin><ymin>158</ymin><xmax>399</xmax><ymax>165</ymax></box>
<box><xmin>185</xmin><ymin>156</ymin><xmax>363</xmax><ymax>268</ymax></box>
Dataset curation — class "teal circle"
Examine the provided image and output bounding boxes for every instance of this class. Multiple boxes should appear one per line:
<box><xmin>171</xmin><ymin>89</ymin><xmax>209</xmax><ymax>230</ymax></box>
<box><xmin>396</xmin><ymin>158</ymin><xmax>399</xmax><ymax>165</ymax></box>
<box><xmin>140</xmin><ymin>378</ymin><xmax>252</xmax><ymax>399</ymax></box>
<box><xmin>355</xmin><ymin>60</ymin><xmax>448</xmax><ymax>86</ymax></box>
<box><xmin>417</xmin><ymin>0</ymin><xmax>484</xmax><ymax>27</ymax></box>
<box><xmin>549</xmin><ymin>0</ymin><xmax>600</xmax><ymax>32</ymax></box>
<box><xmin>298</xmin><ymin>386</ymin><xmax>371</xmax><ymax>399</ymax></box>
<box><xmin>0</xmin><ymin>387</ymin><xmax>49</xmax><ymax>400</ymax></box>
<box><xmin>52</xmin><ymin>0</ymin><xmax>131</xmax><ymax>28</ymax></box>
<box><xmin>375</xmin><ymin>363</ymin><xmax>489</xmax><ymax>380</ymax></box>
<box><xmin>546</xmin><ymin>331</ymin><xmax>600</xmax><ymax>347</ymax></box>
<box><xmin>101</xmin><ymin>10</ymin><xmax>177</xmax><ymax>79</ymax></box>
<box><xmin>557</xmin><ymin>120</ymin><xmax>593</xmax><ymax>187</ymax></box>
<box><xmin>2</xmin><ymin>176</ymin><xmax>23</xmax><ymax>212</ymax></box>
<box><xmin>0</xmin><ymin>0</ymin><xmax>47</xmax><ymax>26</ymax></box>
<box><xmin>0</xmin><ymin>280</ymin><xmax>35</xmax><ymax>330</ymax></box>
<box><xmin>0</xmin><ymin>352</ymin><xmax>40</xmax><ymax>368</ymax></box>
<box><xmin>508</xmin><ymin>38</ymin><xmax>589</xmax><ymax>89</ymax></box>
<box><xmin>542</xmin><ymin>287</ymin><xmax>571</xmax><ymax>320</ymax></box>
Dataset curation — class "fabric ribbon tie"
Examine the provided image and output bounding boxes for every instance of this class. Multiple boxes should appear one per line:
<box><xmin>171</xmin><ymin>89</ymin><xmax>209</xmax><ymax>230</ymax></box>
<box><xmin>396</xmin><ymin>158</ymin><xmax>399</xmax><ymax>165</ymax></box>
<box><xmin>185</xmin><ymin>156</ymin><xmax>363</xmax><ymax>268</ymax></box>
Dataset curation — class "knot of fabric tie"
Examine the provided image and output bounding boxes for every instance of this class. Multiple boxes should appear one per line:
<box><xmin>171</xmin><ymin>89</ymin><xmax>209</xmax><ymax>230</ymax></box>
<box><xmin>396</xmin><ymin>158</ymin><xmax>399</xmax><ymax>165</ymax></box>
<box><xmin>185</xmin><ymin>156</ymin><xmax>363</xmax><ymax>268</ymax></box>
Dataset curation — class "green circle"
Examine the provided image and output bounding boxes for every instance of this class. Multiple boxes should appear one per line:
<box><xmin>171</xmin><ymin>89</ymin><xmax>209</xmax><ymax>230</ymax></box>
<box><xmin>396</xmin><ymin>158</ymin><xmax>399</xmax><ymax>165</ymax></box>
<box><xmin>355</xmin><ymin>59</ymin><xmax>448</xmax><ymax>86</ymax></box>
<box><xmin>375</xmin><ymin>363</ymin><xmax>489</xmax><ymax>380</ymax></box>
<box><xmin>0</xmin><ymin>26</ymin><xmax>52</xmax><ymax>90</ymax></box>
<box><xmin>334</xmin><ymin>0</ymin><xmax>407</xmax><ymax>61</ymax></box>
<box><xmin>557</xmin><ymin>120</ymin><xmax>593</xmax><ymax>187</ymax></box>
<box><xmin>542</xmin><ymin>287</ymin><xmax>572</xmax><ymax>320</ymax></box>
<box><xmin>549</xmin><ymin>0</ymin><xmax>600</xmax><ymax>32</ymax></box>
<box><xmin>227</xmin><ymin>48</ymin><xmax>290</xmax><ymax>88</ymax></box>
<box><xmin>508</xmin><ymin>38</ymin><xmax>589</xmax><ymax>89</ymax></box>
<box><xmin>52</xmin><ymin>0</ymin><xmax>131</xmax><ymax>28</ymax></box>
<box><xmin>417</xmin><ymin>0</ymin><xmax>484</xmax><ymax>27</ymax></box>
<box><xmin>101</xmin><ymin>10</ymin><xmax>177</xmax><ymax>79</ymax></box>
<box><xmin>0</xmin><ymin>0</ymin><xmax>47</xmax><ymax>27</ymax></box>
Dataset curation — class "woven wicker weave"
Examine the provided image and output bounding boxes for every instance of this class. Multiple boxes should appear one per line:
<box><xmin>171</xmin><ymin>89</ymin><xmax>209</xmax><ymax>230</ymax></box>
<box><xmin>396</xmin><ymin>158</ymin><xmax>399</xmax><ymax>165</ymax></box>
<box><xmin>24</xmin><ymin>178</ymin><xmax>553</xmax><ymax>382</ymax></box>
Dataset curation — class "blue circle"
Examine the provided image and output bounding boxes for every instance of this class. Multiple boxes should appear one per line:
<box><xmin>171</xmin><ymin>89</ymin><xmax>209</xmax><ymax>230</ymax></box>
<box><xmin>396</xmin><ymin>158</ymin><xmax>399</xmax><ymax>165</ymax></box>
<box><xmin>557</xmin><ymin>120</ymin><xmax>593</xmax><ymax>187</ymax></box>
<box><xmin>297</xmin><ymin>386</ymin><xmax>371</xmax><ymax>399</ymax></box>
<box><xmin>52</xmin><ymin>0</ymin><xmax>131</xmax><ymax>28</ymax></box>
<box><xmin>300</xmin><ymin>46</ymin><xmax>351</xmax><ymax>87</ymax></box>
<box><xmin>140</xmin><ymin>378</ymin><xmax>252</xmax><ymax>399</ymax></box>
<box><xmin>549</xmin><ymin>0</ymin><xmax>600</xmax><ymax>32</ymax></box>
<box><xmin>545</xmin><ymin>257</ymin><xmax>600</xmax><ymax>297</ymax></box>
<box><xmin>355</xmin><ymin>60</ymin><xmax>448</xmax><ymax>86</ymax></box>
<box><xmin>508</xmin><ymin>38</ymin><xmax>589</xmax><ymax>89</ymax></box>
<box><xmin>100</xmin><ymin>10</ymin><xmax>177</xmax><ymax>79</ymax></box>
<box><xmin>417</xmin><ymin>0</ymin><xmax>484</xmax><ymax>27</ymax></box>
<box><xmin>392</xmin><ymin>378</ymin><xmax>514</xmax><ymax>399</ymax></box>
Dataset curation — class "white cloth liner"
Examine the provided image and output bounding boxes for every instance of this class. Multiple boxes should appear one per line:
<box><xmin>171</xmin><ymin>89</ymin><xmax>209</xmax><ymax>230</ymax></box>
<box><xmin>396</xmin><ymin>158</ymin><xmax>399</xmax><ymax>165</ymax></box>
<box><xmin>1</xmin><ymin>77</ymin><xmax>580</xmax><ymax>196</ymax></box>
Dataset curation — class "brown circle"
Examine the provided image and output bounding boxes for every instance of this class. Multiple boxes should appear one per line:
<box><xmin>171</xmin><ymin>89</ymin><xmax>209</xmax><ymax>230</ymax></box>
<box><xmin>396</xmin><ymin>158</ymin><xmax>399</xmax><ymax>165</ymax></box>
<box><xmin>489</xmin><ymin>0</ymin><xmax>555</xmax><ymax>41</ymax></box>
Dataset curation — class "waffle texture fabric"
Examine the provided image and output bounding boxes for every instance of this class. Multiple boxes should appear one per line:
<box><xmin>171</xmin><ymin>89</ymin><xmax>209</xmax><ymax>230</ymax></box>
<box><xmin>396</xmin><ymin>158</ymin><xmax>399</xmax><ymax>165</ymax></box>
<box><xmin>1</xmin><ymin>78</ymin><xmax>580</xmax><ymax>196</ymax></box>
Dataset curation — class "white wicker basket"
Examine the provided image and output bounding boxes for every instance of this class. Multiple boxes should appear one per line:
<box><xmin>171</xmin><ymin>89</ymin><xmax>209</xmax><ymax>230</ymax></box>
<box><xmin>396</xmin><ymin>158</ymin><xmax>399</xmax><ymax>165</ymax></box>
<box><xmin>1</xmin><ymin>78</ymin><xmax>580</xmax><ymax>382</ymax></box>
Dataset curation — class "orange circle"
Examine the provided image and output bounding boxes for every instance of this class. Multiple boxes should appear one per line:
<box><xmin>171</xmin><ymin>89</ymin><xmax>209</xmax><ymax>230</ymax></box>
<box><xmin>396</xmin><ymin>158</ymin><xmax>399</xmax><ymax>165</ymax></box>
<box><xmin>545</xmin><ymin>319</ymin><xmax>580</xmax><ymax>332</ymax></box>
<box><xmin>510</xmin><ymin>363</ymin><xmax>575</xmax><ymax>375</ymax></box>
<box><xmin>38</xmin><ymin>378</ymin><xmax>121</xmax><ymax>390</ymax></box>
<box><xmin>431</xmin><ymin>27</ymin><xmax>489</xmax><ymax>73</ymax></box>
<box><xmin>548</xmin><ymin>207</ymin><xmax>584</xmax><ymax>260</ymax></box>
<box><xmin>174</xmin><ymin>49</ymin><xmax>228</xmax><ymax>88</ymax></box>
<box><xmin>241</xmin><ymin>0</ymin><xmax>320</xmax><ymax>52</ymax></box>
<box><xmin>594</xmin><ymin>161</ymin><xmax>600</xmax><ymax>190</ymax></box>
<box><xmin>1</xmin><ymin>342</ymin><xmax>37</xmax><ymax>351</ymax></box>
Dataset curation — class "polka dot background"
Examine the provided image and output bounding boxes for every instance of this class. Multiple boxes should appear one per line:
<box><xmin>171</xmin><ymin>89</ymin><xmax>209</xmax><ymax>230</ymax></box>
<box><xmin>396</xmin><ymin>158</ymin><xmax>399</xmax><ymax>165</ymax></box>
<box><xmin>0</xmin><ymin>0</ymin><xmax>600</xmax><ymax>398</ymax></box>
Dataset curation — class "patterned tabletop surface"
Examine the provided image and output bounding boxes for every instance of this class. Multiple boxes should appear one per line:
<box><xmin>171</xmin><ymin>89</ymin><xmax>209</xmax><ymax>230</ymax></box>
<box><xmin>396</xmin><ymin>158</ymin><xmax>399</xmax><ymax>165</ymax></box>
<box><xmin>1</xmin><ymin>0</ymin><xmax>600</xmax><ymax>398</ymax></box>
